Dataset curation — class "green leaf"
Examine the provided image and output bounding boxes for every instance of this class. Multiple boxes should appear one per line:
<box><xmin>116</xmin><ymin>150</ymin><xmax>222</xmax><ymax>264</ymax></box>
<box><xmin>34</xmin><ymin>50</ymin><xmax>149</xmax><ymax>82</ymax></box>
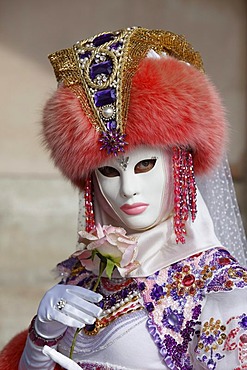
<box><xmin>105</xmin><ymin>259</ymin><xmax>116</xmax><ymax>279</ymax></box>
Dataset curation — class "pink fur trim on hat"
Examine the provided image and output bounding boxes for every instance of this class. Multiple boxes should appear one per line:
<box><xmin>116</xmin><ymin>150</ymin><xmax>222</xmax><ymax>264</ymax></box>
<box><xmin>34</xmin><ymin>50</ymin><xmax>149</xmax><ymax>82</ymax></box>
<box><xmin>42</xmin><ymin>56</ymin><xmax>227</xmax><ymax>189</ymax></box>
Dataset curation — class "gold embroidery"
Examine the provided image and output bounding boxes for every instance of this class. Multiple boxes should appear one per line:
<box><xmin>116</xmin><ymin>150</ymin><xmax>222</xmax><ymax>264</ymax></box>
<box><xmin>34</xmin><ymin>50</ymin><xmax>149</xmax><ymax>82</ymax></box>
<box><xmin>198</xmin><ymin>317</ymin><xmax>227</xmax><ymax>352</ymax></box>
<box><xmin>48</xmin><ymin>27</ymin><xmax>204</xmax><ymax>136</ymax></box>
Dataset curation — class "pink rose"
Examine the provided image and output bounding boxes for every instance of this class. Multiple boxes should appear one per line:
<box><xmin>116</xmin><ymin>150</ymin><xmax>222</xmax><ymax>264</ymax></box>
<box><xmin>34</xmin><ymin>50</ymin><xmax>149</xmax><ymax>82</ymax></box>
<box><xmin>76</xmin><ymin>224</ymin><xmax>139</xmax><ymax>277</ymax></box>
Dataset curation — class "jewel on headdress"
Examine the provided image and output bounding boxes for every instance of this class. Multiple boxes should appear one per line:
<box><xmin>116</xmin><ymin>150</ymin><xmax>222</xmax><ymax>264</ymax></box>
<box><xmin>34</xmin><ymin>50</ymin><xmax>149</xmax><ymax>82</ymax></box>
<box><xmin>106</xmin><ymin>120</ymin><xmax>117</xmax><ymax>130</ymax></box>
<box><xmin>93</xmin><ymin>33</ymin><xmax>115</xmax><ymax>47</ymax></box>
<box><xmin>99</xmin><ymin>129</ymin><xmax>127</xmax><ymax>155</ymax></box>
<box><xmin>110</xmin><ymin>41</ymin><xmax>123</xmax><ymax>51</ymax></box>
<box><xmin>100</xmin><ymin>105</ymin><xmax>115</xmax><ymax>120</ymax></box>
<box><xmin>79</xmin><ymin>51</ymin><xmax>91</xmax><ymax>60</ymax></box>
<box><xmin>94</xmin><ymin>88</ymin><xmax>116</xmax><ymax>107</ymax></box>
<box><xmin>90</xmin><ymin>60</ymin><xmax>113</xmax><ymax>81</ymax></box>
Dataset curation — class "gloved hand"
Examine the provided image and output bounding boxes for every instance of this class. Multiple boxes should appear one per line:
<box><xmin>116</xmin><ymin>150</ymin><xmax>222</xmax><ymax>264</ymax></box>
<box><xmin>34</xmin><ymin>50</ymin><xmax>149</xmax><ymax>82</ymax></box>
<box><xmin>18</xmin><ymin>284</ymin><xmax>102</xmax><ymax>370</ymax></box>
<box><xmin>35</xmin><ymin>284</ymin><xmax>103</xmax><ymax>338</ymax></box>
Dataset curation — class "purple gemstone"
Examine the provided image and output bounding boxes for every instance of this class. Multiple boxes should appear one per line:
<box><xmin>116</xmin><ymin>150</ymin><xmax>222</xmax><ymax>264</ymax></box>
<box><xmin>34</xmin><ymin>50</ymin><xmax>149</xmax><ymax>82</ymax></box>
<box><xmin>121</xmin><ymin>288</ymin><xmax>128</xmax><ymax>299</ymax></box>
<box><xmin>241</xmin><ymin>316</ymin><xmax>247</xmax><ymax>328</ymax></box>
<box><xmin>94</xmin><ymin>88</ymin><xmax>116</xmax><ymax>107</ymax></box>
<box><xmin>207</xmin><ymin>359</ymin><xmax>215</xmax><ymax>370</ymax></box>
<box><xmin>90</xmin><ymin>60</ymin><xmax>113</xmax><ymax>80</ymax></box>
<box><xmin>93</xmin><ymin>33</ymin><xmax>114</xmax><ymax>47</ymax></box>
<box><xmin>106</xmin><ymin>120</ymin><xmax>117</xmax><ymax>130</ymax></box>
<box><xmin>110</xmin><ymin>41</ymin><xmax>123</xmax><ymax>50</ymax></box>
<box><xmin>145</xmin><ymin>302</ymin><xmax>154</xmax><ymax>313</ymax></box>
<box><xmin>167</xmin><ymin>313</ymin><xmax>179</xmax><ymax>326</ymax></box>
<box><xmin>84</xmin><ymin>323</ymin><xmax>96</xmax><ymax>332</ymax></box>
<box><xmin>151</xmin><ymin>284</ymin><xmax>164</xmax><ymax>301</ymax></box>
<box><xmin>78</xmin><ymin>51</ymin><xmax>91</xmax><ymax>60</ymax></box>
<box><xmin>138</xmin><ymin>282</ymin><xmax>146</xmax><ymax>291</ymax></box>
<box><xmin>164</xmin><ymin>356</ymin><xmax>173</xmax><ymax>367</ymax></box>
<box><xmin>110</xmin><ymin>296</ymin><xmax>117</xmax><ymax>305</ymax></box>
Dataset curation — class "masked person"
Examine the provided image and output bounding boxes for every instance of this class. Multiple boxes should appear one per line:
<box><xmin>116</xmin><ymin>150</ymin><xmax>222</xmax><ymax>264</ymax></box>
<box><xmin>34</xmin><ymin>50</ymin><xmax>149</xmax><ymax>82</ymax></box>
<box><xmin>1</xmin><ymin>27</ymin><xmax>247</xmax><ymax>370</ymax></box>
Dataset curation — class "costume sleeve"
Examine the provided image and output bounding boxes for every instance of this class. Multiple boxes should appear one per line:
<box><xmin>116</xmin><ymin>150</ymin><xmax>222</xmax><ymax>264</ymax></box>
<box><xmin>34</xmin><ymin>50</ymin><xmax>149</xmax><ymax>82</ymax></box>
<box><xmin>18</xmin><ymin>336</ymin><xmax>56</xmax><ymax>370</ymax></box>
<box><xmin>0</xmin><ymin>330</ymin><xmax>61</xmax><ymax>370</ymax></box>
<box><xmin>195</xmin><ymin>287</ymin><xmax>247</xmax><ymax>369</ymax></box>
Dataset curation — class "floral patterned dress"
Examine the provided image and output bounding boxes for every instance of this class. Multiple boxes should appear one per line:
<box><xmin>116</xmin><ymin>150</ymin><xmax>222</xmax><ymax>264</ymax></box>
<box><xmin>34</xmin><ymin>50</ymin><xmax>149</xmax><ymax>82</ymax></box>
<box><xmin>57</xmin><ymin>247</ymin><xmax>247</xmax><ymax>370</ymax></box>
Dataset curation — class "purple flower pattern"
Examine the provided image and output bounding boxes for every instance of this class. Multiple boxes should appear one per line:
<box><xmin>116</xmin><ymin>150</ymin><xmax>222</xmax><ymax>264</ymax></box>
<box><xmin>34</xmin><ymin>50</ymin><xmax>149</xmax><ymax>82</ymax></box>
<box><xmin>162</xmin><ymin>307</ymin><xmax>184</xmax><ymax>333</ymax></box>
<box><xmin>136</xmin><ymin>248</ymin><xmax>247</xmax><ymax>369</ymax></box>
<box><xmin>239</xmin><ymin>314</ymin><xmax>247</xmax><ymax>330</ymax></box>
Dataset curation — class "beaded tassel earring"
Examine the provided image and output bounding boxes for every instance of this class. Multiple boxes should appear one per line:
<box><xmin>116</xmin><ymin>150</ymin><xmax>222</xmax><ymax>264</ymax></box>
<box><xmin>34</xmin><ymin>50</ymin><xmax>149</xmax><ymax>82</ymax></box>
<box><xmin>84</xmin><ymin>177</ymin><xmax>95</xmax><ymax>232</ymax></box>
<box><xmin>173</xmin><ymin>147</ymin><xmax>197</xmax><ymax>244</ymax></box>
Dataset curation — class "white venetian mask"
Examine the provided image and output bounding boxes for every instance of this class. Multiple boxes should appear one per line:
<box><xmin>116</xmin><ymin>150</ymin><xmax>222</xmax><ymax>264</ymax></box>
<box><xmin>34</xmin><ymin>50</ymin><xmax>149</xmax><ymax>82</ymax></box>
<box><xmin>94</xmin><ymin>146</ymin><xmax>173</xmax><ymax>231</ymax></box>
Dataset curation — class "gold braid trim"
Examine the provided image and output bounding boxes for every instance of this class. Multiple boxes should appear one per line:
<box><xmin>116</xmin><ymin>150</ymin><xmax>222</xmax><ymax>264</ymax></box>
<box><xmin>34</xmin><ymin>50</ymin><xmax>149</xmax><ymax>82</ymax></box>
<box><xmin>48</xmin><ymin>48</ymin><xmax>81</xmax><ymax>86</ymax></box>
<box><xmin>48</xmin><ymin>27</ymin><xmax>204</xmax><ymax>135</ymax></box>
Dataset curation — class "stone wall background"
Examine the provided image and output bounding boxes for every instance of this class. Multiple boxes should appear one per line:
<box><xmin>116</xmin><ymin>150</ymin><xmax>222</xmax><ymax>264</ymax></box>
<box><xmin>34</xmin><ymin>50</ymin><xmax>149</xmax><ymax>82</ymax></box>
<box><xmin>0</xmin><ymin>0</ymin><xmax>246</xmax><ymax>348</ymax></box>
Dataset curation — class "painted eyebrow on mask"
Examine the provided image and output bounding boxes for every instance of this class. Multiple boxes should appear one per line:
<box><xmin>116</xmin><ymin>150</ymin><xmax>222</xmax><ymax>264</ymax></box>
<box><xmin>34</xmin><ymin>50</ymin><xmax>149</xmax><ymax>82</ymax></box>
<box><xmin>98</xmin><ymin>158</ymin><xmax>157</xmax><ymax>177</ymax></box>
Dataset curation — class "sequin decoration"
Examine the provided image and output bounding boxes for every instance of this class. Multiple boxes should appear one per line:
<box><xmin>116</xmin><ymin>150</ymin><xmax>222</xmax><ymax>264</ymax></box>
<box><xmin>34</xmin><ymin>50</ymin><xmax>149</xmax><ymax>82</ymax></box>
<box><xmin>172</xmin><ymin>147</ymin><xmax>197</xmax><ymax>244</ymax></box>
<box><xmin>77</xmin><ymin>362</ymin><xmax>117</xmax><ymax>369</ymax></box>
<box><xmin>196</xmin><ymin>317</ymin><xmax>226</xmax><ymax>368</ymax></box>
<box><xmin>197</xmin><ymin>313</ymin><xmax>247</xmax><ymax>370</ymax></box>
<box><xmin>165</xmin><ymin>264</ymin><xmax>205</xmax><ymax>297</ymax></box>
<box><xmin>136</xmin><ymin>247</ymin><xmax>247</xmax><ymax>369</ymax></box>
<box><xmin>48</xmin><ymin>27</ymin><xmax>204</xmax><ymax>155</ymax></box>
<box><xmin>84</xmin><ymin>177</ymin><xmax>95</xmax><ymax>232</ymax></box>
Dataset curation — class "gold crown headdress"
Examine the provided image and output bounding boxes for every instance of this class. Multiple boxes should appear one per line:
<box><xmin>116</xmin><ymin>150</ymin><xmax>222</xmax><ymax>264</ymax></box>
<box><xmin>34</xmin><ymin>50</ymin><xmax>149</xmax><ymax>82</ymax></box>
<box><xmin>48</xmin><ymin>27</ymin><xmax>203</xmax><ymax>155</ymax></box>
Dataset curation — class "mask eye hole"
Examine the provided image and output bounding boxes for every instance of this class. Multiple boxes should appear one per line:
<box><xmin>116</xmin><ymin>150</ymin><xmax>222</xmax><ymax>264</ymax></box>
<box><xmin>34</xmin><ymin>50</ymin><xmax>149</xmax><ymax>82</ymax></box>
<box><xmin>134</xmin><ymin>159</ymin><xmax>157</xmax><ymax>174</ymax></box>
<box><xmin>98</xmin><ymin>166</ymin><xmax>120</xmax><ymax>178</ymax></box>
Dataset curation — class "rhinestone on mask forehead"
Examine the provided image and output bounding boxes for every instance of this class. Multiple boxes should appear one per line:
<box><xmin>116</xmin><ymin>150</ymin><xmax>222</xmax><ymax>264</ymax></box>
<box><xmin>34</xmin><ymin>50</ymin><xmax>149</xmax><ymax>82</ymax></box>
<box><xmin>117</xmin><ymin>156</ymin><xmax>130</xmax><ymax>170</ymax></box>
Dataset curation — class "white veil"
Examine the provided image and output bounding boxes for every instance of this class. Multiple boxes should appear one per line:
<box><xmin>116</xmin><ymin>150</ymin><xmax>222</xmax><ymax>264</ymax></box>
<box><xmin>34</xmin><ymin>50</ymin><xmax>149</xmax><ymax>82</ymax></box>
<box><xmin>196</xmin><ymin>155</ymin><xmax>247</xmax><ymax>265</ymax></box>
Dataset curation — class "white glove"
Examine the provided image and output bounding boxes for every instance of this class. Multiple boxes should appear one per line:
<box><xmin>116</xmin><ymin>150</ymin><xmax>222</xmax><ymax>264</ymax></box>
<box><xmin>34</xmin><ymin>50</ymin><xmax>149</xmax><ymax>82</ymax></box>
<box><xmin>35</xmin><ymin>284</ymin><xmax>103</xmax><ymax>338</ymax></box>
<box><xmin>18</xmin><ymin>284</ymin><xmax>102</xmax><ymax>370</ymax></box>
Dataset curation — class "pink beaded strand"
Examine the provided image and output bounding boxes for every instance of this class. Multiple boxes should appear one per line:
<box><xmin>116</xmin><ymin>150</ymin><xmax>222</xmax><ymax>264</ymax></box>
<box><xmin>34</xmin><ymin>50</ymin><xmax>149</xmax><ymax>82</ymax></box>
<box><xmin>84</xmin><ymin>177</ymin><xmax>95</xmax><ymax>232</ymax></box>
<box><xmin>187</xmin><ymin>151</ymin><xmax>197</xmax><ymax>222</ymax></box>
<box><xmin>172</xmin><ymin>147</ymin><xmax>197</xmax><ymax>244</ymax></box>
